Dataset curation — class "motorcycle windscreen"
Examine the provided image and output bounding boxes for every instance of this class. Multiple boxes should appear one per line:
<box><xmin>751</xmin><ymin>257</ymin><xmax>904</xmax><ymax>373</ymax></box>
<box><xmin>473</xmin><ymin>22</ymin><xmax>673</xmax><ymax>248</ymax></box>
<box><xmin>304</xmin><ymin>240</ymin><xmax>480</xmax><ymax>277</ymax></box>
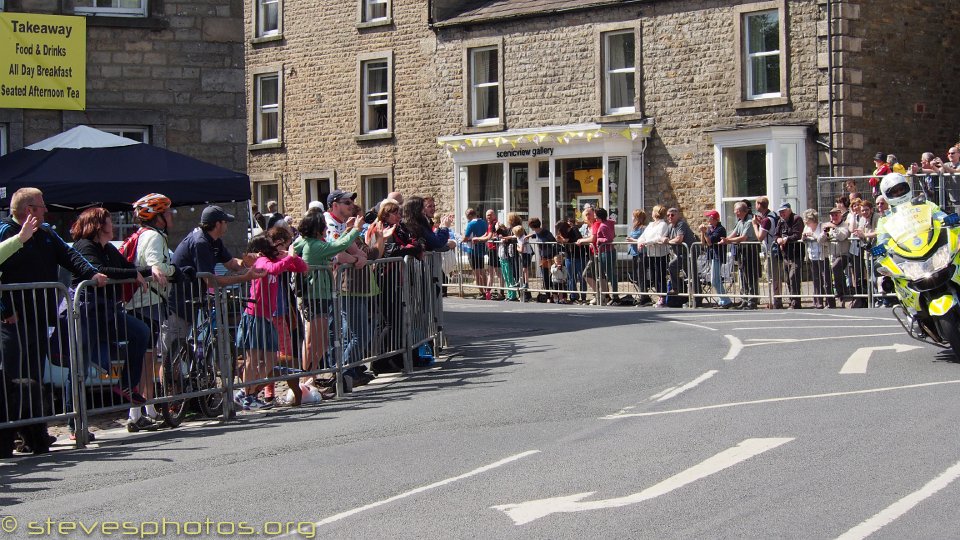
<box><xmin>885</xmin><ymin>204</ymin><xmax>933</xmax><ymax>248</ymax></box>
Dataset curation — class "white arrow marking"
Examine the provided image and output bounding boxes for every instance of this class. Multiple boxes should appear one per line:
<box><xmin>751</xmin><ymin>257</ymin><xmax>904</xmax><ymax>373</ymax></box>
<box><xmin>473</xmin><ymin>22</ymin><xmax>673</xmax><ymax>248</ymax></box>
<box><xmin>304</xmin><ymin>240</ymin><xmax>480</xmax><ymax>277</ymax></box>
<box><xmin>724</xmin><ymin>334</ymin><xmax>744</xmax><ymax>360</ymax></box>
<box><xmin>491</xmin><ymin>437</ymin><xmax>793</xmax><ymax>526</ymax></box>
<box><xmin>839</xmin><ymin>344</ymin><xmax>923</xmax><ymax>374</ymax></box>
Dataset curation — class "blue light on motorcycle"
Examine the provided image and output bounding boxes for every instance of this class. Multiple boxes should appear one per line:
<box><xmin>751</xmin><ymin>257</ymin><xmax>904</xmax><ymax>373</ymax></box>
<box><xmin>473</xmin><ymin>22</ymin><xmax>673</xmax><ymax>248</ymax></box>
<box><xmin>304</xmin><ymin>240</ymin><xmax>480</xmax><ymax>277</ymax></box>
<box><xmin>946</xmin><ymin>213</ymin><xmax>960</xmax><ymax>226</ymax></box>
<box><xmin>871</xmin><ymin>245</ymin><xmax>887</xmax><ymax>257</ymax></box>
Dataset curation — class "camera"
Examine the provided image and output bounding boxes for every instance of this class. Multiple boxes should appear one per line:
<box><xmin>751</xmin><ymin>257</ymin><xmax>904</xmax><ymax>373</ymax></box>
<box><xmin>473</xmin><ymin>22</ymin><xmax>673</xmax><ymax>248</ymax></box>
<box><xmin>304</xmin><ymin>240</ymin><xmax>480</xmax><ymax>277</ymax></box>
<box><xmin>363</xmin><ymin>209</ymin><xmax>378</xmax><ymax>224</ymax></box>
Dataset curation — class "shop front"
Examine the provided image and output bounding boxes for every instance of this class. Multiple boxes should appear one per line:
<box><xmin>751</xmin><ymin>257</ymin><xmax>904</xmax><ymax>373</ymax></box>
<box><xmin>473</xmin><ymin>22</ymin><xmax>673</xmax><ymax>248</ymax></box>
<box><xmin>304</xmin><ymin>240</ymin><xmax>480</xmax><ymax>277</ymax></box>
<box><xmin>439</xmin><ymin>122</ymin><xmax>653</xmax><ymax>234</ymax></box>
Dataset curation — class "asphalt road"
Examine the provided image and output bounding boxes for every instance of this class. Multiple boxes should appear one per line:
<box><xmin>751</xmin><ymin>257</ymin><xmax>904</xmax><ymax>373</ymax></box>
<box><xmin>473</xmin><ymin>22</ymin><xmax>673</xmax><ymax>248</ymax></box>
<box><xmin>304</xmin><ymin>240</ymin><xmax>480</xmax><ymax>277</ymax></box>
<box><xmin>3</xmin><ymin>300</ymin><xmax>960</xmax><ymax>539</ymax></box>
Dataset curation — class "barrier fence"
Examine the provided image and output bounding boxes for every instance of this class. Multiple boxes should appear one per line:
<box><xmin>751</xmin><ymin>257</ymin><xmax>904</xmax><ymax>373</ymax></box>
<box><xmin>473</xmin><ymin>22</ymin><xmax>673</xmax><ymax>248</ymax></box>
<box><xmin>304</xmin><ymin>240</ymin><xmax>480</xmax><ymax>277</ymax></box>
<box><xmin>1</xmin><ymin>255</ymin><xmax>444</xmax><ymax>452</ymax></box>
<box><xmin>442</xmin><ymin>238</ymin><xmax>885</xmax><ymax>309</ymax></box>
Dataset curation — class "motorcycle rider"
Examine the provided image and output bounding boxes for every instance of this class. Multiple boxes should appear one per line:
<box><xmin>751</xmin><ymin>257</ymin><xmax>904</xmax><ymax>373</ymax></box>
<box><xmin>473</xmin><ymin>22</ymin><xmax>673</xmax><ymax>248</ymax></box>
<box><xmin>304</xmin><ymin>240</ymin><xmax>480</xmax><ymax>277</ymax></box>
<box><xmin>876</xmin><ymin>172</ymin><xmax>951</xmax><ymax>248</ymax></box>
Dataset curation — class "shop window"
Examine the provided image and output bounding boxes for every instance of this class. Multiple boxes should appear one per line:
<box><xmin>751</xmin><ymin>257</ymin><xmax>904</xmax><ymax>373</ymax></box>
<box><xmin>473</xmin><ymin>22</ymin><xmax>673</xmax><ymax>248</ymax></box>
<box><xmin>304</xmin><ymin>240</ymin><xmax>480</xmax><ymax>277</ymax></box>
<box><xmin>98</xmin><ymin>126</ymin><xmax>149</xmax><ymax>143</ymax></box>
<box><xmin>468</xmin><ymin>46</ymin><xmax>501</xmax><ymax>127</ymax></box>
<box><xmin>303</xmin><ymin>173</ymin><xmax>334</xmax><ymax>210</ymax></box>
<box><xmin>602</xmin><ymin>30</ymin><xmax>636</xmax><ymax>115</ymax></box>
<box><xmin>74</xmin><ymin>0</ymin><xmax>147</xmax><ymax>17</ymax></box>
<box><xmin>557</xmin><ymin>158</ymin><xmax>602</xmax><ymax>223</ymax></box>
<box><xmin>509</xmin><ymin>164</ymin><xmax>529</xmax><ymax>223</ymax></box>
<box><xmin>712</xmin><ymin>126</ymin><xmax>807</xmax><ymax>220</ymax></box>
<box><xmin>360</xmin><ymin>57</ymin><xmax>391</xmax><ymax>136</ymax></box>
<box><xmin>253</xmin><ymin>71</ymin><xmax>281</xmax><ymax>145</ymax></box>
<box><xmin>607</xmin><ymin>157</ymin><xmax>627</xmax><ymax>224</ymax></box>
<box><xmin>255</xmin><ymin>0</ymin><xmax>281</xmax><ymax>39</ymax></box>
<box><xmin>735</xmin><ymin>2</ymin><xmax>787</xmax><ymax>106</ymax></box>
<box><xmin>463</xmin><ymin>163</ymin><xmax>504</xmax><ymax>218</ymax></box>
<box><xmin>360</xmin><ymin>0</ymin><xmax>389</xmax><ymax>23</ymax></box>
<box><xmin>362</xmin><ymin>175</ymin><xmax>389</xmax><ymax>209</ymax></box>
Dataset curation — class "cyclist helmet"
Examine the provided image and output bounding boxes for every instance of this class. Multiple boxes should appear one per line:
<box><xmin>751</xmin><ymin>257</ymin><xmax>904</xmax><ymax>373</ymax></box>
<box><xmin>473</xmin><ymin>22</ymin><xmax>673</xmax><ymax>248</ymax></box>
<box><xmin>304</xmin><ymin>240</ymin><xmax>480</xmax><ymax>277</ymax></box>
<box><xmin>133</xmin><ymin>193</ymin><xmax>172</xmax><ymax>221</ymax></box>
<box><xmin>879</xmin><ymin>173</ymin><xmax>912</xmax><ymax>207</ymax></box>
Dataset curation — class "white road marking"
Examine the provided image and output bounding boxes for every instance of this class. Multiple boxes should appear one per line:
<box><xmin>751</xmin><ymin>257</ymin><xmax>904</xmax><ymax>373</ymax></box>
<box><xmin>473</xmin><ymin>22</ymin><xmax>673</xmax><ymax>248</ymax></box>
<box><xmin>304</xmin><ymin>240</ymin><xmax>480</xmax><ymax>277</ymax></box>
<box><xmin>742</xmin><ymin>332</ymin><xmax>903</xmax><ymax>345</ymax></box>
<box><xmin>821</xmin><ymin>312</ymin><xmax>896</xmax><ymax>321</ymax></box>
<box><xmin>657</xmin><ymin>371</ymin><xmax>718</xmax><ymax>402</ymax></box>
<box><xmin>733</xmin><ymin>325</ymin><xmax>900</xmax><ymax>331</ymax></box>
<box><xmin>670</xmin><ymin>320</ymin><xmax>718</xmax><ymax>331</ymax></box>
<box><xmin>601</xmin><ymin>379</ymin><xmax>960</xmax><ymax>419</ymax></box>
<box><xmin>295</xmin><ymin>450</ymin><xmax>540</xmax><ymax>531</ymax></box>
<box><xmin>649</xmin><ymin>387</ymin><xmax>677</xmax><ymax>400</ymax></box>
<box><xmin>491</xmin><ymin>438</ymin><xmax>793</xmax><ymax>525</ymax></box>
<box><xmin>724</xmin><ymin>334</ymin><xmax>744</xmax><ymax>360</ymax></box>
<box><xmin>839</xmin><ymin>344</ymin><xmax>924</xmax><ymax>374</ymax></box>
<box><xmin>836</xmin><ymin>459</ymin><xmax>960</xmax><ymax>540</ymax></box>
<box><xmin>709</xmin><ymin>318</ymin><xmax>875</xmax><ymax>325</ymax></box>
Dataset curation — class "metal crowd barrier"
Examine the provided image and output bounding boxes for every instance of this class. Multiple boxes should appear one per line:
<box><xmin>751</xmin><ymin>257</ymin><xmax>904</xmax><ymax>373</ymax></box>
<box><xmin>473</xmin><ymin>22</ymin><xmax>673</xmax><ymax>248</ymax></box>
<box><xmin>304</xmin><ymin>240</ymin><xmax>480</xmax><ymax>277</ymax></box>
<box><xmin>818</xmin><ymin>173</ymin><xmax>960</xmax><ymax>216</ymax></box>
<box><xmin>447</xmin><ymin>235</ymin><xmax>888</xmax><ymax>310</ymax></box>
<box><xmin>0</xmin><ymin>282</ymin><xmax>77</xmax><ymax>445</ymax></box>
<box><xmin>1</xmin><ymin>257</ymin><xmax>448</xmax><ymax>454</ymax></box>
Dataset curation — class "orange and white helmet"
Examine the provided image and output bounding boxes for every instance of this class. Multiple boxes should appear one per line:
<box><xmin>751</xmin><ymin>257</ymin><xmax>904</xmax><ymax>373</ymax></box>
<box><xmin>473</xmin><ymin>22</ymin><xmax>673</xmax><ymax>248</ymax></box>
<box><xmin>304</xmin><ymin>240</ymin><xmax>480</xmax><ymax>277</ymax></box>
<box><xmin>133</xmin><ymin>193</ymin><xmax>171</xmax><ymax>220</ymax></box>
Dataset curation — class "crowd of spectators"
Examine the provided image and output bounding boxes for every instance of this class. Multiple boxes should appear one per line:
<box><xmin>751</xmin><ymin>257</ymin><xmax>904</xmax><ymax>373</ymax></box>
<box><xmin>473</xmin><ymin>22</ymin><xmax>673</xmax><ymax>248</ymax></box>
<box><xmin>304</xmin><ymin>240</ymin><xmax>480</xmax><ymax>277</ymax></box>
<box><xmin>0</xmin><ymin>186</ymin><xmax>454</xmax><ymax>455</ymax></box>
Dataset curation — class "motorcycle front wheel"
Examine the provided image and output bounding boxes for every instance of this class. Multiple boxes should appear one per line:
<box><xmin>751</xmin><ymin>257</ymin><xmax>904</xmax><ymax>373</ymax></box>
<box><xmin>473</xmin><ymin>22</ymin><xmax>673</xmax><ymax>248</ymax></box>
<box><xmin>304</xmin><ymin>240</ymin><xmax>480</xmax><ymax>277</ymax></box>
<box><xmin>935</xmin><ymin>309</ymin><xmax>960</xmax><ymax>362</ymax></box>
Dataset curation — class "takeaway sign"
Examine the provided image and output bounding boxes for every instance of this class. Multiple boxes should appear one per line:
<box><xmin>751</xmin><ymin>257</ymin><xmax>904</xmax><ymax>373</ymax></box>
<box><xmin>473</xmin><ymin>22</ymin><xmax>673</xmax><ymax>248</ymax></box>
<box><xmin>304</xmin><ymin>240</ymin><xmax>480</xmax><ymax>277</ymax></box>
<box><xmin>0</xmin><ymin>13</ymin><xmax>86</xmax><ymax>110</ymax></box>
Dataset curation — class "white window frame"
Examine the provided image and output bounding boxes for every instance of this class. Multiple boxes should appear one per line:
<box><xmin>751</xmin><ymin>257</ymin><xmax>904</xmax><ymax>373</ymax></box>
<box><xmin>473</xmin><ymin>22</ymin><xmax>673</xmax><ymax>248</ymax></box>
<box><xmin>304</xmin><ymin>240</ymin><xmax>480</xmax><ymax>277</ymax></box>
<box><xmin>602</xmin><ymin>30</ymin><xmax>637</xmax><ymax>115</ymax></box>
<box><xmin>361</xmin><ymin>0</ymin><xmax>389</xmax><ymax>23</ymax></box>
<box><xmin>74</xmin><ymin>0</ymin><xmax>148</xmax><ymax>17</ymax></box>
<box><xmin>255</xmin><ymin>0</ymin><xmax>280</xmax><ymax>38</ymax></box>
<box><xmin>253</xmin><ymin>71</ymin><xmax>281</xmax><ymax>145</ymax></box>
<box><xmin>97</xmin><ymin>125</ymin><xmax>150</xmax><ymax>144</ymax></box>
<box><xmin>469</xmin><ymin>45</ymin><xmax>501</xmax><ymax>127</ymax></box>
<box><xmin>743</xmin><ymin>9</ymin><xmax>781</xmax><ymax>100</ymax></box>
<box><xmin>357</xmin><ymin>52</ymin><xmax>393</xmax><ymax>139</ymax></box>
<box><xmin>253</xmin><ymin>180</ymin><xmax>280</xmax><ymax>212</ymax></box>
<box><xmin>711</xmin><ymin>126</ymin><xmax>808</xmax><ymax>223</ymax></box>
<box><xmin>302</xmin><ymin>171</ymin><xmax>335</xmax><ymax>210</ymax></box>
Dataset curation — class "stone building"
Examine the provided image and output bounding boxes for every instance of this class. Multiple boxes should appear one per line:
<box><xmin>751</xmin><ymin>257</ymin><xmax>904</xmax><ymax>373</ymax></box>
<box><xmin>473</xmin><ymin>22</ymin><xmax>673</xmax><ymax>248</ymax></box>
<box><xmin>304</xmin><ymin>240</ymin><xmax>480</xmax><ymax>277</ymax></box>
<box><xmin>0</xmin><ymin>0</ymin><xmax>247</xmax><ymax>242</ymax></box>
<box><xmin>246</xmin><ymin>0</ymin><xmax>959</xmax><ymax>232</ymax></box>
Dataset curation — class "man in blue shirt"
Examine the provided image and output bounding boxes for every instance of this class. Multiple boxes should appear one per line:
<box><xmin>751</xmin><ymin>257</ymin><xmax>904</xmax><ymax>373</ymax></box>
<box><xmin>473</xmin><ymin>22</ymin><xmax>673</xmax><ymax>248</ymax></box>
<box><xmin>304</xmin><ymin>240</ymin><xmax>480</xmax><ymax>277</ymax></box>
<box><xmin>463</xmin><ymin>208</ymin><xmax>489</xmax><ymax>299</ymax></box>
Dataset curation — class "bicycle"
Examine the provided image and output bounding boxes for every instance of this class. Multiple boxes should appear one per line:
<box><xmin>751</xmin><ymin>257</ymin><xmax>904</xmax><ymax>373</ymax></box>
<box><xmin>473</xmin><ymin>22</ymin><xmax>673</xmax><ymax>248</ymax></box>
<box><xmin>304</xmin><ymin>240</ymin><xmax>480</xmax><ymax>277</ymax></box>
<box><xmin>159</xmin><ymin>293</ymin><xmax>226</xmax><ymax>427</ymax></box>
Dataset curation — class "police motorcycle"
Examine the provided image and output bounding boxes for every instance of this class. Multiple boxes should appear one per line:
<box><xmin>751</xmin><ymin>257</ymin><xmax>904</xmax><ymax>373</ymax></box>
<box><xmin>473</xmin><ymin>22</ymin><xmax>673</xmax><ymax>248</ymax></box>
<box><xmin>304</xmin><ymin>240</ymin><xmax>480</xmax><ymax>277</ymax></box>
<box><xmin>872</xmin><ymin>173</ymin><xmax>960</xmax><ymax>359</ymax></box>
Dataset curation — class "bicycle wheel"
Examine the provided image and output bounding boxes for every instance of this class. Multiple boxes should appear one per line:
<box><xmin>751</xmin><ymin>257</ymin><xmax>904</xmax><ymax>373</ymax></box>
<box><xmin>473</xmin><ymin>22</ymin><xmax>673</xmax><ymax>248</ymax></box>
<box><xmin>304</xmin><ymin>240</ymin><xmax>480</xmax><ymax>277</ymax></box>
<box><xmin>197</xmin><ymin>343</ymin><xmax>225</xmax><ymax>418</ymax></box>
<box><xmin>159</xmin><ymin>340</ymin><xmax>190</xmax><ymax>428</ymax></box>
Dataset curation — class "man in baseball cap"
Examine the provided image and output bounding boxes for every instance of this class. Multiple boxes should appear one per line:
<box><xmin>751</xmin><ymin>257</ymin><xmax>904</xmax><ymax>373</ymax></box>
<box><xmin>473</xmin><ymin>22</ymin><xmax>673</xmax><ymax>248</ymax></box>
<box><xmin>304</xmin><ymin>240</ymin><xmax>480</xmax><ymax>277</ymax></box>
<box><xmin>200</xmin><ymin>205</ymin><xmax>235</xmax><ymax>225</ymax></box>
<box><xmin>326</xmin><ymin>189</ymin><xmax>357</xmax><ymax>208</ymax></box>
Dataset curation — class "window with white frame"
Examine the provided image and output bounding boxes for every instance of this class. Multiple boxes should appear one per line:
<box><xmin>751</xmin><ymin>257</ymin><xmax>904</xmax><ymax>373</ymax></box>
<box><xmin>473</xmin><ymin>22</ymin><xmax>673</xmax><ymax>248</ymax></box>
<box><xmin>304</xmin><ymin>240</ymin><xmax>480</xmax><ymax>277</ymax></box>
<box><xmin>469</xmin><ymin>46</ymin><xmax>500</xmax><ymax>127</ymax></box>
<box><xmin>362</xmin><ymin>176</ymin><xmax>389</xmax><ymax>209</ymax></box>
<box><xmin>743</xmin><ymin>9</ymin><xmax>781</xmax><ymax>100</ymax></box>
<box><xmin>361</xmin><ymin>0</ymin><xmax>388</xmax><ymax>23</ymax></box>
<box><xmin>254</xmin><ymin>182</ymin><xmax>279</xmax><ymax>211</ymax></box>
<box><xmin>361</xmin><ymin>59</ymin><xmax>390</xmax><ymax>134</ymax></box>
<box><xmin>712</xmin><ymin>126</ymin><xmax>807</xmax><ymax>221</ymax></box>
<box><xmin>256</xmin><ymin>0</ymin><xmax>280</xmax><ymax>38</ymax></box>
<box><xmin>303</xmin><ymin>174</ymin><xmax>334</xmax><ymax>210</ymax></box>
<box><xmin>98</xmin><ymin>126</ymin><xmax>149</xmax><ymax>143</ymax></box>
<box><xmin>74</xmin><ymin>0</ymin><xmax>147</xmax><ymax>17</ymax></box>
<box><xmin>254</xmin><ymin>72</ymin><xmax>280</xmax><ymax>144</ymax></box>
<box><xmin>603</xmin><ymin>30</ymin><xmax>636</xmax><ymax>115</ymax></box>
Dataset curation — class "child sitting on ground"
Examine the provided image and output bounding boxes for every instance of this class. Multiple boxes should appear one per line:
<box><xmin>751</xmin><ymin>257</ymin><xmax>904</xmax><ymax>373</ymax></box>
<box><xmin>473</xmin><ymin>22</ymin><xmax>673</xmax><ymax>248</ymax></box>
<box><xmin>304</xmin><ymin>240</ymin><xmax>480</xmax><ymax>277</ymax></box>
<box><xmin>550</xmin><ymin>253</ymin><xmax>569</xmax><ymax>304</ymax></box>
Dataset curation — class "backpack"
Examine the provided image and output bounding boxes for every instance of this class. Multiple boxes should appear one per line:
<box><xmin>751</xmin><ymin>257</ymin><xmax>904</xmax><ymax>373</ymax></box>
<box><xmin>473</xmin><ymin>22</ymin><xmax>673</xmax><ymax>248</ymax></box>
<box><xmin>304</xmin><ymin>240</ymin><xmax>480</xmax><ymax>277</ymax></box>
<box><xmin>118</xmin><ymin>227</ymin><xmax>147</xmax><ymax>303</ymax></box>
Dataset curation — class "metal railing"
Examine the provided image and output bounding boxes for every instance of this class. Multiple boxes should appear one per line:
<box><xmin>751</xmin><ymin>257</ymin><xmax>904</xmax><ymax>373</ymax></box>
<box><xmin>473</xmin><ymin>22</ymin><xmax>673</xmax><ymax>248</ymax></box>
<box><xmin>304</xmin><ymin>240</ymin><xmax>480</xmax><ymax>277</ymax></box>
<box><xmin>1</xmin><ymin>260</ymin><xmax>445</xmax><ymax>453</ymax></box>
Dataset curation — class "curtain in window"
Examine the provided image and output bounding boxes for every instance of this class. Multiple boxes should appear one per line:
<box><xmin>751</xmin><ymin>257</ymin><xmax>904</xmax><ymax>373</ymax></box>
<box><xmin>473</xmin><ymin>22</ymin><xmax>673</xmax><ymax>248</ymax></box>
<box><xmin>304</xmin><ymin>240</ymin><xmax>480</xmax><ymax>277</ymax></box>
<box><xmin>258</xmin><ymin>76</ymin><xmax>279</xmax><ymax>141</ymax></box>
<box><xmin>747</xmin><ymin>12</ymin><xmax>780</xmax><ymax>96</ymax></box>
<box><xmin>472</xmin><ymin>49</ymin><xmax>498</xmax><ymax>122</ymax></box>
<box><xmin>607</xmin><ymin>33</ymin><xmax>635</xmax><ymax>111</ymax></box>
<box><xmin>467</xmin><ymin>163</ymin><xmax>504</xmax><ymax>215</ymax></box>
<box><xmin>365</xmin><ymin>62</ymin><xmax>389</xmax><ymax>132</ymax></box>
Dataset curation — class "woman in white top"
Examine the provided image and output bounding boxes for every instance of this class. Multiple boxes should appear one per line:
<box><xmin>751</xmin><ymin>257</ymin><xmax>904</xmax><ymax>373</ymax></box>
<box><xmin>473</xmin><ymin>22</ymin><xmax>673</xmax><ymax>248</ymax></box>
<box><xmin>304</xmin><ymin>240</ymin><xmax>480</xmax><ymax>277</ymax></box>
<box><xmin>636</xmin><ymin>204</ymin><xmax>672</xmax><ymax>300</ymax></box>
<box><xmin>801</xmin><ymin>209</ymin><xmax>830</xmax><ymax>309</ymax></box>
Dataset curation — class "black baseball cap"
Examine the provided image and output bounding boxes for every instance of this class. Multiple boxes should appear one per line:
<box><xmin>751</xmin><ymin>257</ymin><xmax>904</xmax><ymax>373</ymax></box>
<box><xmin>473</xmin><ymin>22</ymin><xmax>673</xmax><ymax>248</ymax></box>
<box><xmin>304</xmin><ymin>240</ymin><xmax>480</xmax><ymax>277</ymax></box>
<box><xmin>200</xmin><ymin>205</ymin><xmax>235</xmax><ymax>225</ymax></box>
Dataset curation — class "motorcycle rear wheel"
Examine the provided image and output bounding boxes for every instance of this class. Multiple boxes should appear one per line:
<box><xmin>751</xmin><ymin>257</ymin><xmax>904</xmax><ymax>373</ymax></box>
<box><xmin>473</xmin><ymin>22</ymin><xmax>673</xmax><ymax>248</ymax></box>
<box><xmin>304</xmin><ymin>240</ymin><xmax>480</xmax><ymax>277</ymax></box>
<box><xmin>936</xmin><ymin>309</ymin><xmax>960</xmax><ymax>362</ymax></box>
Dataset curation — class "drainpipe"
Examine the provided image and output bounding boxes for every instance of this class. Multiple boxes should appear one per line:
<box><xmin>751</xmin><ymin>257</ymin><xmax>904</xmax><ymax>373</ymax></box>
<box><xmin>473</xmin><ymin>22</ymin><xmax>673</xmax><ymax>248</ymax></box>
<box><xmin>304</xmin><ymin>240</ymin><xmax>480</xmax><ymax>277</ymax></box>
<box><xmin>826</xmin><ymin>0</ymin><xmax>835</xmax><ymax>177</ymax></box>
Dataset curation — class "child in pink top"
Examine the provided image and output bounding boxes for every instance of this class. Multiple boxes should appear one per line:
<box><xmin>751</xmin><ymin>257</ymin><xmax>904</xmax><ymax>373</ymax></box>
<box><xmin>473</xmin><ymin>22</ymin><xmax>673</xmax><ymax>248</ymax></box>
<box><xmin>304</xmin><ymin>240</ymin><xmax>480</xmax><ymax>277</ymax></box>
<box><xmin>234</xmin><ymin>234</ymin><xmax>308</xmax><ymax>409</ymax></box>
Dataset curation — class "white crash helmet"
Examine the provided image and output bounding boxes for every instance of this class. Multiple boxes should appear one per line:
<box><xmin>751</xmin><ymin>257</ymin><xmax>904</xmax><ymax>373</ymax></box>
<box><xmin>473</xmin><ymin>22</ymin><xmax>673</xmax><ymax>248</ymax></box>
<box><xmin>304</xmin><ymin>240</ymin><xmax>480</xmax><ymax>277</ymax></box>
<box><xmin>880</xmin><ymin>172</ymin><xmax>912</xmax><ymax>207</ymax></box>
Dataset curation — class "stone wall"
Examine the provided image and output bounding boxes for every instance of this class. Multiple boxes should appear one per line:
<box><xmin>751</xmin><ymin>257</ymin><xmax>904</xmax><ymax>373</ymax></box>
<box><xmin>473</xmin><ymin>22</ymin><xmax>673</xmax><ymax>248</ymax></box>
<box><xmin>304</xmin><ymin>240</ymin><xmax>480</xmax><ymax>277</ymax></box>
<box><xmin>245</xmin><ymin>0</ymin><xmax>956</xmax><ymax>225</ymax></box>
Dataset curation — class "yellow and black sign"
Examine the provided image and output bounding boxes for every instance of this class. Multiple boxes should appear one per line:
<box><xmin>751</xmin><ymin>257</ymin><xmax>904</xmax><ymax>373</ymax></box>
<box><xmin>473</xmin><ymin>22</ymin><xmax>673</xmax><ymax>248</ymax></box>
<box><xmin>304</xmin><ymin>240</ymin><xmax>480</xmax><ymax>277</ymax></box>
<box><xmin>0</xmin><ymin>13</ymin><xmax>86</xmax><ymax>110</ymax></box>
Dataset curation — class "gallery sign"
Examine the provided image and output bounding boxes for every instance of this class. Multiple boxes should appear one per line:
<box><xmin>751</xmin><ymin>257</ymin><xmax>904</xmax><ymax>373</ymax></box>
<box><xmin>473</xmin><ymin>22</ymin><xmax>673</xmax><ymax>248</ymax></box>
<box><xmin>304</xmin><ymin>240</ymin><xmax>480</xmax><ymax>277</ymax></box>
<box><xmin>0</xmin><ymin>13</ymin><xmax>86</xmax><ymax>110</ymax></box>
